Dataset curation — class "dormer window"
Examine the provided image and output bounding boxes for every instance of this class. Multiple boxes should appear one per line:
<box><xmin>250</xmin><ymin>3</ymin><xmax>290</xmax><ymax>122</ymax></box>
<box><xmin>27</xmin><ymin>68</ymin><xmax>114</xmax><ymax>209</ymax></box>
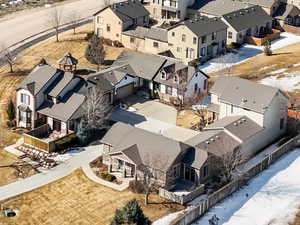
<box><xmin>174</xmin><ymin>76</ymin><xmax>178</xmax><ymax>83</ymax></box>
<box><xmin>161</xmin><ymin>70</ymin><xmax>166</xmax><ymax>80</ymax></box>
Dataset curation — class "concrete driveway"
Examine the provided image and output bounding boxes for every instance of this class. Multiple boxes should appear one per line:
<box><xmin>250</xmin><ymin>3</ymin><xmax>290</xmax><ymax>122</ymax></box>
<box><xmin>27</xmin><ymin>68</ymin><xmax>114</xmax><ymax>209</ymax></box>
<box><xmin>122</xmin><ymin>95</ymin><xmax>177</xmax><ymax>124</ymax></box>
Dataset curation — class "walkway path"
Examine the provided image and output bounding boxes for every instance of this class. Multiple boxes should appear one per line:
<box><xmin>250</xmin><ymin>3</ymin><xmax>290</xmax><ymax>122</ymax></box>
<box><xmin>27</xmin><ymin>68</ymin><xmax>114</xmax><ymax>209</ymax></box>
<box><xmin>82</xmin><ymin>164</ymin><xmax>130</xmax><ymax>191</ymax></box>
<box><xmin>0</xmin><ymin>143</ymin><xmax>103</xmax><ymax>201</ymax></box>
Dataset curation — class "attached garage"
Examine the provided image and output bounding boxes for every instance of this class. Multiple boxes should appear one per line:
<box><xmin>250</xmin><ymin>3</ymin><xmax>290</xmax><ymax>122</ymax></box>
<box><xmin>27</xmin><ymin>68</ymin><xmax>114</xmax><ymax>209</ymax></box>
<box><xmin>115</xmin><ymin>83</ymin><xmax>134</xmax><ymax>100</ymax></box>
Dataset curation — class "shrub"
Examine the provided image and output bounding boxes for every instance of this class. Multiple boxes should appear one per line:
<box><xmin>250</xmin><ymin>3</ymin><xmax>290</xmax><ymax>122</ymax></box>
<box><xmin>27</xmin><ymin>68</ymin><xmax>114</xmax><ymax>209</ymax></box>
<box><xmin>6</xmin><ymin>99</ymin><xmax>15</xmax><ymax>121</ymax></box>
<box><xmin>228</xmin><ymin>42</ymin><xmax>242</xmax><ymax>49</ymax></box>
<box><xmin>101</xmin><ymin>172</ymin><xmax>116</xmax><ymax>182</ymax></box>
<box><xmin>55</xmin><ymin>134</ymin><xmax>79</xmax><ymax>151</ymax></box>
<box><xmin>264</xmin><ymin>40</ymin><xmax>272</xmax><ymax>56</ymax></box>
<box><xmin>112</xmin><ymin>40</ymin><xmax>123</xmax><ymax>48</ymax></box>
<box><xmin>85</xmin><ymin>32</ymin><xmax>94</xmax><ymax>41</ymax></box>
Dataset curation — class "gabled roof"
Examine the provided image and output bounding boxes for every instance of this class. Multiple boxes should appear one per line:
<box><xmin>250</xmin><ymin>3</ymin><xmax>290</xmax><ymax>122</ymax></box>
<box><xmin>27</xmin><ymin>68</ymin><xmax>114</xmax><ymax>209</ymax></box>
<box><xmin>93</xmin><ymin>0</ymin><xmax>149</xmax><ymax>22</ymax></box>
<box><xmin>205</xmin><ymin>115</ymin><xmax>264</xmax><ymax>142</ymax></box>
<box><xmin>47</xmin><ymin>72</ymin><xmax>75</xmax><ymax>97</ymax></box>
<box><xmin>222</xmin><ymin>5</ymin><xmax>273</xmax><ymax>32</ymax></box>
<box><xmin>185</xmin><ymin>129</ymin><xmax>240</xmax><ymax>157</ymax></box>
<box><xmin>122</xmin><ymin>26</ymin><xmax>168</xmax><ymax>42</ymax></box>
<box><xmin>242</xmin><ymin>0</ymin><xmax>277</xmax><ymax>8</ymax></box>
<box><xmin>102</xmin><ymin>122</ymin><xmax>195</xmax><ymax>172</ymax></box>
<box><xmin>192</xmin><ymin>0</ymin><xmax>250</xmax><ymax>17</ymax></box>
<box><xmin>17</xmin><ymin>65</ymin><xmax>63</xmax><ymax>96</ymax></box>
<box><xmin>169</xmin><ymin>16</ymin><xmax>227</xmax><ymax>37</ymax></box>
<box><xmin>274</xmin><ymin>3</ymin><xmax>300</xmax><ymax>20</ymax></box>
<box><xmin>210</xmin><ymin>76</ymin><xmax>284</xmax><ymax>114</ymax></box>
<box><xmin>112</xmin><ymin>51</ymin><xmax>166</xmax><ymax>80</ymax></box>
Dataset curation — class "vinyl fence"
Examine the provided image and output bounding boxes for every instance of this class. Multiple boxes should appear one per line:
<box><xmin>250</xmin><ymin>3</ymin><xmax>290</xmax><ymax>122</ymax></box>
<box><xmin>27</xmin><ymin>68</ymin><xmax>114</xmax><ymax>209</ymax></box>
<box><xmin>170</xmin><ymin>134</ymin><xmax>300</xmax><ymax>225</ymax></box>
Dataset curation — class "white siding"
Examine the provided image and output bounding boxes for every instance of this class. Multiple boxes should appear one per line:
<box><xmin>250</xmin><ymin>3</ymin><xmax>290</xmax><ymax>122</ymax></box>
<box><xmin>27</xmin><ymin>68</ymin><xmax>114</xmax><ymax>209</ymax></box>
<box><xmin>115</xmin><ymin>75</ymin><xmax>138</xmax><ymax>89</ymax></box>
<box><xmin>185</xmin><ymin>71</ymin><xmax>208</xmax><ymax>98</ymax></box>
<box><xmin>16</xmin><ymin>89</ymin><xmax>35</xmax><ymax>128</ymax></box>
<box><xmin>160</xmin><ymin>84</ymin><xmax>166</xmax><ymax>94</ymax></box>
<box><xmin>47</xmin><ymin>117</ymin><xmax>53</xmax><ymax>129</ymax></box>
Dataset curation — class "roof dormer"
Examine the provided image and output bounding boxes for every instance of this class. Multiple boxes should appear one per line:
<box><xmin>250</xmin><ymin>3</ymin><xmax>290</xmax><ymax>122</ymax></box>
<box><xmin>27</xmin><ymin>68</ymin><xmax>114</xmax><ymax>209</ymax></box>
<box><xmin>161</xmin><ymin>69</ymin><xmax>167</xmax><ymax>80</ymax></box>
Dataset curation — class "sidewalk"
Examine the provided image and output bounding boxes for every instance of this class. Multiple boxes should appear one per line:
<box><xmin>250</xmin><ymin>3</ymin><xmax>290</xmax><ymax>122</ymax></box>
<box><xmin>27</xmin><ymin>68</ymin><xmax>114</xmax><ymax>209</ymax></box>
<box><xmin>0</xmin><ymin>143</ymin><xmax>103</xmax><ymax>201</ymax></box>
<box><xmin>82</xmin><ymin>164</ymin><xmax>130</xmax><ymax>191</ymax></box>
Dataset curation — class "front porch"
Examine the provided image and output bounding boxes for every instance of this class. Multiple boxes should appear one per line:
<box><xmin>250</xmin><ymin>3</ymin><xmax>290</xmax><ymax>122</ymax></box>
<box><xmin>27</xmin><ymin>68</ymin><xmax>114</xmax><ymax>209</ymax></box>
<box><xmin>108</xmin><ymin>156</ymin><xmax>136</xmax><ymax>178</ymax></box>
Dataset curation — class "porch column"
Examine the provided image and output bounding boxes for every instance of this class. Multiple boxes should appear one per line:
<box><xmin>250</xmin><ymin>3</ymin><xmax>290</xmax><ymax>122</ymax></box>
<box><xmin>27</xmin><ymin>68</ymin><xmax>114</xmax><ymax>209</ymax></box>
<box><xmin>123</xmin><ymin>163</ymin><xmax>126</xmax><ymax>178</ymax></box>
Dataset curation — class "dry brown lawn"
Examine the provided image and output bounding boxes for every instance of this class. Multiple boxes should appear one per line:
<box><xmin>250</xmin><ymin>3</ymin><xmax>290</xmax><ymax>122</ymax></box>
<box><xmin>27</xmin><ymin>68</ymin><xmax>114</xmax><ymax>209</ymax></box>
<box><xmin>177</xmin><ymin>110</ymin><xmax>200</xmax><ymax>129</ymax></box>
<box><xmin>0</xmin><ymin>169</ymin><xmax>184</xmax><ymax>225</ymax></box>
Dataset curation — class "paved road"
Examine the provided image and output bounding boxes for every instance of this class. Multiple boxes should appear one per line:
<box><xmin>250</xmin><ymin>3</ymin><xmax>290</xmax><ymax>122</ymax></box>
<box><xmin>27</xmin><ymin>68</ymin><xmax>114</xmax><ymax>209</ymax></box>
<box><xmin>0</xmin><ymin>143</ymin><xmax>103</xmax><ymax>201</ymax></box>
<box><xmin>0</xmin><ymin>0</ymin><xmax>104</xmax><ymax>48</ymax></box>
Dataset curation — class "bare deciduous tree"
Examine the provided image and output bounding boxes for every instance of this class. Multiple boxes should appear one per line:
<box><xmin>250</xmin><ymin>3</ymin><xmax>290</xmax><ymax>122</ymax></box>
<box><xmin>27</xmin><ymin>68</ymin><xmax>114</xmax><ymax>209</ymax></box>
<box><xmin>0</xmin><ymin>44</ymin><xmax>21</xmax><ymax>73</ymax></box>
<box><xmin>193</xmin><ymin>108</ymin><xmax>209</xmax><ymax>131</ymax></box>
<box><xmin>83</xmin><ymin>86</ymin><xmax>112</xmax><ymax>129</ymax></box>
<box><xmin>68</xmin><ymin>10</ymin><xmax>81</xmax><ymax>35</ymax></box>
<box><xmin>0</xmin><ymin>162</ymin><xmax>34</xmax><ymax>178</ymax></box>
<box><xmin>47</xmin><ymin>7</ymin><xmax>64</xmax><ymax>42</ymax></box>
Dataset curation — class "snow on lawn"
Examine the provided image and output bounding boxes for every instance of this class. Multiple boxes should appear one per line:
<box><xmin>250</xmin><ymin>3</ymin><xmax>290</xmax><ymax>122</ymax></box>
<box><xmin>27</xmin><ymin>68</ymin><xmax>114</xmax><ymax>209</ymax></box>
<box><xmin>260</xmin><ymin>72</ymin><xmax>300</xmax><ymax>91</ymax></box>
<box><xmin>153</xmin><ymin>209</ymin><xmax>187</xmax><ymax>225</ymax></box>
<box><xmin>193</xmin><ymin>149</ymin><xmax>300</xmax><ymax>225</ymax></box>
<box><xmin>199</xmin><ymin>33</ymin><xmax>300</xmax><ymax>73</ymax></box>
<box><xmin>269</xmin><ymin>68</ymin><xmax>287</xmax><ymax>75</ymax></box>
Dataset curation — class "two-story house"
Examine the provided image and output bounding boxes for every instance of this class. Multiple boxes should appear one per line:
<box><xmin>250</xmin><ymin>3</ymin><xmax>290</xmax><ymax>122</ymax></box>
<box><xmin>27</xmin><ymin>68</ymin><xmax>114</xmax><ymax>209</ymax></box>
<box><xmin>221</xmin><ymin>6</ymin><xmax>274</xmax><ymax>44</ymax></box>
<box><xmin>206</xmin><ymin>76</ymin><xmax>288</xmax><ymax>156</ymax></box>
<box><xmin>148</xmin><ymin>0</ymin><xmax>195</xmax><ymax>20</ymax></box>
<box><xmin>93</xmin><ymin>0</ymin><xmax>150</xmax><ymax>42</ymax></box>
<box><xmin>167</xmin><ymin>16</ymin><xmax>227</xmax><ymax>63</ymax></box>
<box><xmin>16</xmin><ymin>64</ymin><xmax>89</xmax><ymax>133</ymax></box>
<box><xmin>242</xmin><ymin>0</ymin><xmax>281</xmax><ymax>16</ymax></box>
<box><xmin>88</xmin><ymin>51</ymin><xmax>209</xmax><ymax>103</ymax></box>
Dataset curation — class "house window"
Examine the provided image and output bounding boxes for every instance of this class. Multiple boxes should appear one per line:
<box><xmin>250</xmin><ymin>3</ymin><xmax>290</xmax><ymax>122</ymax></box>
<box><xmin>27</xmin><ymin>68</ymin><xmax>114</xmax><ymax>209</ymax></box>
<box><xmin>204</xmin><ymin>79</ymin><xmax>208</xmax><ymax>90</ymax></box>
<box><xmin>153</xmin><ymin>0</ymin><xmax>155</xmax><ymax>3</ymax></box>
<box><xmin>97</xmin><ymin>16</ymin><xmax>103</xmax><ymax>24</ymax></box>
<box><xmin>177</xmin><ymin>47</ymin><xmax>182</xmax><ymax>52</ymax></box>
<box><xmin>222</xmin><ymin>40</ymin><xmax>226</xmax><ymax>48</ymax></box>
<box><xmin>174</xmin><ymin>76</ymin><xmax>178</xmax><ymax>82</ymax></box>
<box><xmin>228</xmin><ymin>31</ymin><xmax>233</xmax><ymax>39</ymax></box>
<box><xmin>173</xmin><ymin>166</ymin><xmax>177</xmax><ymax>177</ymax></box>
<box><xmin>194</xmin><ymin>83</ymin><xmax>198</xmax><ymax>93</ymax></box>
<box><xmin>203</xmin><ymin>165</ymin><xmax>208</xmax><ymax>178</ymax></box>
<box><xmin>143</xmin><ymin>16</ymin><xmax>147</xmax><ymax>23</ymax></box>
<box><xmin>118</xmin><ymin>21</ymin><xmax>121</xmax><ymax>25</ymax></box>
<box><xmin>238</xmin><ymin>33</ymin><xmax>243</xmax><ymax>39</ymax></box>
<box><xmin>200</xmin><ymin>47</ymin><xmax>206</xmax><ymax>56</ymax></box>
<box><xmin>172</xmin><ymin>32</ymin><xmax>175</xmax><ymax>37</ymax></box>
<box><xmin>153</xmin><ymin>41</ymin><xmax>159</xmax><ymax>48</ymax></box>
<box><xmin>182</xmin><ymin>34</ymin><xmax>186</xmax><ymax>42</ymax></box>
<box><xmin>177</xmin><ymin>10</ymin><xmax>181</xmax><ymax>19</ymax></box>
<box><xmin>97</xmin><ymin>28</ymin><xmax>102</xmax><ymax>36</ymax></box>
<box><xmin>130</xmin><ymin>37</ymin><xmax>135</xmax><ymax>43</ymax></box>
<box><xmin>212</xmin><ymin>32</ymin><xmax>217</xmax><ymax>40</ymax></box>
<box><xmin>201</xmin><ymin>36</ymin><xmax>206</xmax><ymax>44</ymax></box>
<box><xmin>106</xmin><ymin>24</ymin><xmax>111</xmax><ymax>32</ymax></box>
<box><xmin>21</xmin><ymin>93</ymin><xmax>30</xmax><ymax>105</ymax></box>
<box><xmin>280</xmin><ymin>118</ymin><xmax>284</xmax><ymax>130</ymax></box>
<box><xmin>161</xmin><ymin>71</ymin><xmax>166</xmax><ymax>79</ymax></box>
<box><xmin>47</xmin><ymin>95</ymin><xmax>53</xmax><ymax>102</ymax></box>
<box><xmin>193</xmin><ymin>37</ymin><xmax>197</xmax><ymax>44</ymax></box>
<box><xmin>231</xmin><ymin>104</ymin><xmax>234</xmax><ymax>113</ymax></box>
<box><xmin>166</xmin><ymin>86</ymin><xmax>172</xmax><ymax>95</ymax></box>
<box><xmin>116</xmin><ymin>33</ymin><xmax>119</xmax><ymax>37</ymax></box>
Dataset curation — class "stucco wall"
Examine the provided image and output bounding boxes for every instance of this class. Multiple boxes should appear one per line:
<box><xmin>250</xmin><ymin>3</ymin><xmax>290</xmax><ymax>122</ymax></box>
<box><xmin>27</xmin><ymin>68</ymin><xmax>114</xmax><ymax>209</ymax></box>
<box><xmin>16</xmin><ymin>89</ymin><xmax>35</xmax><ymax>128</ymax></box>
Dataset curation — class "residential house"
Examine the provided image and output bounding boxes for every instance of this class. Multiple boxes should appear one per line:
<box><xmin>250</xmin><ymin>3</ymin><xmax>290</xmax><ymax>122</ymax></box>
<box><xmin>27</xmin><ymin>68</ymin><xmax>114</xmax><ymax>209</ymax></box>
<box><xmin>147</xmin><ymin>0</ymin><xmax>195</xmax><ymax>20</ymax></box>
<box><xmin>221</xmin><ymin>6</ymin><xmax>274</xmax><ymax>44</ymax></box>
<box><xmin>121</xmin><ymin>26</ymin><xmax>169</xmax><ymax>54</ymax></box>
<box><xmin>88</xmin><ymin>51</ymin><xmax>209</xmax><ymax>103</ymax></box>
<box><xmin>16</xmin><ymin>64</ymin><xmax>89</xmax><ymax>133</ymax></box>
<box><xmin>101</xmin><ymin>122</ymin><xmax>210</xmax><ymax>189</ymax></box>
<box><xmin>93</xmin><ymin>0</ymin><xmax>150</xmax><ymax>42</ymax></box>
<box><xmin>206</xmin><ymin>76</ymin><xmax>288</xmax><ymax>156</ymax></box>
<box><xmin>288</xmin><ymin>0</ymin><xmax>300</xmax><ymax>9</ymax></box>
<box><xmin>241</xmin><ymin>0</ymin><xmax>281</xmax><ymax>16</ymax></box>
<box><xmin>273</xmin><ymin>2</ymin><xmax>300</xmax><ymax>27</ymax></box>
<box><xmin>167</xmin><ymin>16</ymin><xmax>227</xmax><ymax>63</ymax></box>
<box><xmin>187</xmin><ymin>0</ymin><xmax>251</xmax><ymax>18</ymax></box>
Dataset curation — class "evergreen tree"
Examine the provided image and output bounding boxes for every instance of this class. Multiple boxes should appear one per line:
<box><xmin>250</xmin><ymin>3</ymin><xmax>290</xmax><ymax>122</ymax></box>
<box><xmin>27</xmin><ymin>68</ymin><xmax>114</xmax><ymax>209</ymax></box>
<box><xmin>85</xmin><ymin>35</ymin><xmax>106</xmax><ymax>71</ymax></box>
<box><xmin>6</xmin><ymin>99</ymin><xmax>15</xmax><ymax>121</ymax></box>
<box><xmin>110</xmin><ymin>199</ymin><xmax>151</xmax><ymax>225</ymax></box>
<box><xmin>264</xmin><ymin>40</ymin><xmax>272</xmax><ymax>56</ymax></box>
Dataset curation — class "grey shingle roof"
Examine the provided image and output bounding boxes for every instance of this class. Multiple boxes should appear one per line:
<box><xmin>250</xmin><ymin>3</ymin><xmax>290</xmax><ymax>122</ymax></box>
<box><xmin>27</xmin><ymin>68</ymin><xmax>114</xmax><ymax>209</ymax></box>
<box><xmin>222</xmin><ymin>5</ymin><xmax>273</xmax><ymax>32</ymax></box>
<box><xmin>169</xmin><ymin>16</ymin><xmax>227</xmax><ymax>37</ymax></box>
<box><xmin>242</xmin><ymin>0</ymin><xmax>276</xmax><ymax>8</ymax></box>
<box><xmin>17</xmin><ymin>65</ymin><xmax>63</xmax><ymax>96</ymax></box>
<box><xmin>102</xmin><ymin>122</ymin><xmax>195</xmax><ymax>172</ymax></box>
<box><xmin>196</xmin><ymin>0</ymin><xmax>251</xmax><ymax>17</ymax></box>
<box><xmin>210</xmin><ymin>76</ymin><xmax>282</xmax><ymax>114</ymax></box>
<box><xmin>185</xmin><ymin>129</ymin><xmax>240</xmax><ymax>157</ymax></box>
<box><xmin>205</xmin><ymin>115</ymin><xmax>264</xmax><ymax>141</ymax></box>
<box><xmin>94</xmin><ymin>0</ymin><xmax>149</xmax><ymax>22</ymax></box>
<box><xmin>122</xmin><ymin>26</ymin><xmax>168</xmax><ymax>42</ymax></box>
<box><xmin>112</xmin><ymin>51</ymin><xmax>166</xmax><ymax>80</ymax></box>
<box><xmin>37</xmin><ymin>92</ymin><xmax>86</xmax><ymax>122</ymax></box>
<box><xmin>274</xmin><ymin>3</ymin><xmax>300</xmax><ymax>20</ymax></box>
<box><xmin>48</xmin><ymin>72</ymin><xmax>75</xmax><ymax>97</ymax></box>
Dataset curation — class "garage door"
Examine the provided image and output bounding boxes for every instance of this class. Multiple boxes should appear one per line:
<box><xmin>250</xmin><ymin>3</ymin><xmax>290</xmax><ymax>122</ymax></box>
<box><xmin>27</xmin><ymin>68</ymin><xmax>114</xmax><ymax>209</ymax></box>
<box><xmin>116</xmin><ymin>83</ymin><xmax>134</xmax><ymax>100</ymax></box>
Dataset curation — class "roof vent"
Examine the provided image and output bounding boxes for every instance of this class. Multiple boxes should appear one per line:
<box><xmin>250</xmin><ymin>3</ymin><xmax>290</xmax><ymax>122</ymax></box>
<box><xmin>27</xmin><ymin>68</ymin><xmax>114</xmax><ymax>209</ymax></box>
<box><xmin>238</xmin><ymin>120</ymin><xmax>243</xmax><ymax>124</ymax></box>
<box><xmin>206</xmin><ymin>141</ymin><xmax>210</xmax><ymax>145</ymax></box>
<box><xmin>123</xmin><ymin>66</ymin><xmax>127</xmax><ymax>70</ymax></box>
<box><xmin>214</xmin><ymin>17</ymin><xmax>218</xmax><ymax>21</ymax></box>
<box><xmin>215</xmin><ymin>135</ymin><xmax>220</xmax><ymax>139</ymax></box>
<box><xmin>252</xmin><ymin>7</ymin><xmax>255</xmax><ymax>11</ymax></box>
<box><xmin>233</xmin><ymin>13</ymin><xmax>237</xmax><ymax>17</ymax></box>
<box><xmin>246</xmin><ymin>9</ymin><xmax>249</xmax><ymax>13</ymax></box>
<box><xmin>210</xmin><ymin>138</ymin><xmax>215</xmax><ymax>142</ymax></box>
<box><xmin>94</xmin><ymin>77</ymin><xmax>98</xmax><ymax>80</ymax></box>
<box><xmin>242</xmin><ymin>118</ymin><xmax>246</xmax><ymax>122</ymax></box>
<box><xmin>240</xmin><ymin>12</ymin><xmax>243</xmax><ymax>15</ymax></box>
<box><xmin>234</xmin><ymin>122</ymin><xmax>238</xmax><ymax>126</ymax></box>
<box><xmin>242</xmin><ymin>98</ymin><xmax>247</xmax><ymax>103</ymax></box>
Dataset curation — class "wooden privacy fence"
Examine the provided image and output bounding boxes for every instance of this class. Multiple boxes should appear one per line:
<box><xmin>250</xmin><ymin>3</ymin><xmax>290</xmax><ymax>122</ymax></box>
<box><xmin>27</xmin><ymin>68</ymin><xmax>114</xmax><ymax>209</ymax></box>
<box><xmin>170</xmin><ymin>134</ymin><xmax>300</xmax><ymax>225</ymax></box>
<box><xmin>159</xmin><ymin>185</ymin><xmax>205</xmax><ymax>205</ymax></box>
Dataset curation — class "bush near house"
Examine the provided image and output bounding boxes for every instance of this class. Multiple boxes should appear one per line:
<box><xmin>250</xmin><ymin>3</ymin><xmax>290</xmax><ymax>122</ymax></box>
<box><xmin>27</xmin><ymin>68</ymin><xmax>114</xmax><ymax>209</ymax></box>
<box><xmin>101</xmin><ymin>172</ymin><xmax>117</xmax><ymax>182</ymax></box>
<box><xmin>264</xmin><ymin>40</ymin><xmax>272</xmax><ymax>56</ymax></box>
